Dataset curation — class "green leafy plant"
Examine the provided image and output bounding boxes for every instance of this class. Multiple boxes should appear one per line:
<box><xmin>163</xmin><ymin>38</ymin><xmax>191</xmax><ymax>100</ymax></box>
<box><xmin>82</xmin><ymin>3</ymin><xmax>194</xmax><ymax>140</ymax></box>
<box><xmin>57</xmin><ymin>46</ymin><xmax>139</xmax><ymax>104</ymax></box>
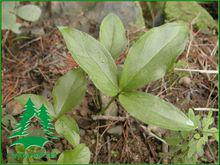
<box><xmin>14</xmin><ymin>69</ymin><xmax>90</xmax><ymax>164</ymax></box>
<box><xmin>11</xmin><ymin>13</ymin><xmax>201</xmax><ymax>164</ymax></box>
<box><xmin>165</xmin><ymin>109</ymin><xmax>218</xmax><ymax>163</ymax></box>
<box><xmin>58</xmin><ymin>13</ymin><xmax>194</xmax><ymax>131</ymax></box>
<box><xmin>99</xmin><ymin>13</ymin><xmax>128</xmax><ymax>59</ymax></box>
<box><xmin>2</xmin><ymin>2</ymin><xmax>41</xmax><ymax>33</ymax></box>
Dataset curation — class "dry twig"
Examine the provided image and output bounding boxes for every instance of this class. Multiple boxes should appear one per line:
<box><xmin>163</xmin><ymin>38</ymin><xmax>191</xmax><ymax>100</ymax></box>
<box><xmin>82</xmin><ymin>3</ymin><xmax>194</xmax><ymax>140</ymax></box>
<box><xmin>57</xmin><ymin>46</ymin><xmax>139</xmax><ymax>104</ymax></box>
<box><xmin>193</xmin><ymin>108</ymin><xmax>218</xmax><ymax>112</ymax></box>
<box><xmin>91</xmin><ymin>115</ymin><xmax>127</xmax><ymax>121</ymax></box>
<box><xmin>174</xmin><ymin>68</ymin><xmax>218</xmax><ymax>74</ymax></box>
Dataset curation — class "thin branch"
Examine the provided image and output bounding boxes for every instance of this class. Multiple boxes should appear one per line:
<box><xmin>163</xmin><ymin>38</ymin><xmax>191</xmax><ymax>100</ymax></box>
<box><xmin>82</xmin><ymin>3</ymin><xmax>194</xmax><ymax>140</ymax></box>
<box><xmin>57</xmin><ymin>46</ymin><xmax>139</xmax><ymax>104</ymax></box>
<box><xmin>91</xmin><ymin>115</ymin><xmax>127</xmax><ymax>122</ymax></box>
<box><xmin>174</xmin><ymin>68</ymin><xmax>218</xmax><ymax>74</ymax></box>
<box><xmin>19</xmin><ymin>37</ymin><xmax>41</xmax><ymax>49</ymax></box>
<box><xmin>193</xmin><ymin>108</ymin><xmax>218</xmax><ymax>112</ymax></box>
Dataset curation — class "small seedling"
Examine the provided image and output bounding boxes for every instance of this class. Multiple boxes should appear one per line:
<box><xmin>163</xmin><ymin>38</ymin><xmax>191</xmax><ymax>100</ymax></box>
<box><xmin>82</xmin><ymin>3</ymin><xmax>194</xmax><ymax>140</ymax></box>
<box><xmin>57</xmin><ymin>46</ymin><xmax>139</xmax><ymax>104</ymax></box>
<box><xmin>59</xmin><ymin>13</ymin><xmax>194</xmax><ymax>131</ymax></box>
<box><xmin>13</xmin><ymin>69</ymin><xmax>90</xmax><ymax>164</ymax></box>
<box><xmin>2</xmin><ymin>2</ymin><xmax>41</xmax><ymax>33</ymax></box>
<box><xmin>165</xmin><ymin>109</ymin><xmax>218</xmax><ymax>163</ymax></box>
<box><xmin>13</xmin><ymin>13</ymin><xmax>203</xmax><ymax>164</ymax></box>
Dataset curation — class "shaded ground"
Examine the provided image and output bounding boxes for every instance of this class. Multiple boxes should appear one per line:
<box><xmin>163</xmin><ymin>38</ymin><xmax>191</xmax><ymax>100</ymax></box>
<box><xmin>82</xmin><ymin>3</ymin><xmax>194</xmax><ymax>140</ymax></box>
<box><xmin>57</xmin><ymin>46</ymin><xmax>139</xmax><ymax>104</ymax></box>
<box><xmin>2</xmin><ymin>2</ymin><xmax>218</xmax><ymax>164</ymax></box>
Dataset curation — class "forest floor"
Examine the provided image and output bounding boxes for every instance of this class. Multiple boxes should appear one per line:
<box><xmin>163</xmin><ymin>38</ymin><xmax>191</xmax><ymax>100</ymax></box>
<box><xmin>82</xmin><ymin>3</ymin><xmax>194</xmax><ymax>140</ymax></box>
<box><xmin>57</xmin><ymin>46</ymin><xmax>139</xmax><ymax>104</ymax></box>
<box><xmin>2</xmin><ymin>4</ymin><xmax>218</xmax><ymax>164</ymax></box>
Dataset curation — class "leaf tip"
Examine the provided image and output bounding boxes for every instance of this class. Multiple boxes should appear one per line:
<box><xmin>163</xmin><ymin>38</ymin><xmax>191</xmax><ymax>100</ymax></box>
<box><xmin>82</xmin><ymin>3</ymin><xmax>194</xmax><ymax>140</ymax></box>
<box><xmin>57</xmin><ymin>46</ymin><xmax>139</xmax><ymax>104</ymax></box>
<box><xmin>57</xmin><ymin>26</ymin><xmax>69</xmax><ymax>33</ymax></box>
<box><xmin>104</xmin><ymin>12</ymin><xmax>122</xmax><ymax>22</ymax></box>
<box><xmin>106</xmin><ymin>12</ymin><xmax>117</xmax><ymax>17</ymax></box>
<box><xmin>186</xmin><ymin>119</ymin><xmax>195</xmax><ymax>128</ymax></box>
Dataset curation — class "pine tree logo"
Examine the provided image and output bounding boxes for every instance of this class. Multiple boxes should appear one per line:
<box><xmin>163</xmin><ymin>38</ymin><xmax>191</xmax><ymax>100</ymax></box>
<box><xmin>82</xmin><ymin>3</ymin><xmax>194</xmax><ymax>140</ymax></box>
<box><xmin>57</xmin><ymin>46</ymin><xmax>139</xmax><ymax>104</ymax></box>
<box><xmin>8</xmin><ymin>98</ymin><xmax>58</xmax><ymax>149</ymax></box>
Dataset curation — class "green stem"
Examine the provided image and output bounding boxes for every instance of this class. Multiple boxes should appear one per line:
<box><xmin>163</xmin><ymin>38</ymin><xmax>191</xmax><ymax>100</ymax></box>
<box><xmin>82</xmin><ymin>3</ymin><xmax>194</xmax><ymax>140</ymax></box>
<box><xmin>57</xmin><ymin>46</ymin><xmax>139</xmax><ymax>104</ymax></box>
<box><xmin>93</xmin><ymin>87</ymin><xmax>101</xmax><ymax>110</ymax></box>
<box><xmin>98</xmin><ymin>95</ymin><xmax>118</xmax><ymax>115</ymax></box>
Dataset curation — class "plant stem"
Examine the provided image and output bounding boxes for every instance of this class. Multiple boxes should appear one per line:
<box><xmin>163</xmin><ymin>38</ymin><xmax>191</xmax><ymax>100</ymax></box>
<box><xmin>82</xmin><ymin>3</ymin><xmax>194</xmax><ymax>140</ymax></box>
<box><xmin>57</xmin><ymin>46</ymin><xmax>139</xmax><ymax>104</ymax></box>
<box><xmin>94</xmin><ymin>87</ymin><xmax>102</xmax><ymax>110</ymax></box>
<box><xmin>98</xmin><ymin>95</ymin><xmax>117</xmax><ymax>115</ymax></box>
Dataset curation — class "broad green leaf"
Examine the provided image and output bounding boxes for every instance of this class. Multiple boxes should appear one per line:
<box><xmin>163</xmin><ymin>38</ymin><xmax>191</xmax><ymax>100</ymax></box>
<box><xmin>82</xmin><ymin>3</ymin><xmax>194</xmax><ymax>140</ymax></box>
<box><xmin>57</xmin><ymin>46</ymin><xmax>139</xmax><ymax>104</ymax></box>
<box><xmin>57</xmin><ymin>144</ymin><xmax>90</xmax><ymax>164</ymax></box>
<box><xmin>119</xmin><ymin>91</ymin><xmax>194</xmax><ymax>131</ymax></box>
<box><xmin>2</xmin><ymin>2</ymin><xmax>21</xmax><ymax>33</ymax></box>
<box><xmin>3</xmin><ymin>7</ymin><xmax>15</xmax><ymax>30</ymax></box>
<box><xmin>99</xmin><ymin>13</ymin><xmax>127</xmax><ymax>59</ymax></box>
<box><xmin>119</xmin><ymin>22</ymin><xmax>189</xmax><ymax>91</ymax></box>
<box><xmin>117</xmin><ymin>65</ymin><xmax>123</xmax><ymax>80</ymax></box>
<box><xmin>58</xmin><ymin>26</ymin><xmax>119</xmax><ymax>97</ymax></box>
<box><xmin>15</xmin><ymin>94</ymin><xmax>55</xmax><ymax>118</ymax></box>
<box><xmin>16</xmin><ymin>5</ymin><xmax>41</xmax><ymax>22</ymax></box>
<box><xmin>55</xmin><ymin>115</ymin><xmax>80</xmax><ymax>147</ymax></box>
<box><xmin>165</xmin><ymin>2</ymin><xmax>217</xmax><ymax>34</ymax></box>
<box><xmin>10</xmin><ymin>23</ymin><xmax>22</xmax><ymax>34</ymax></box>
<box><xmin>188</xmin><ymin>109</ymin><xmax>200</xmax><ymax>128</ymax></box>
<box><xmin>3</xmin><ymin>2</ymin><xmax>15</xmax><ymax>11</ymax></box>
<box><xmin>52</xmin><ymin>69</ymin><xmax>87</xmax><ymax>118</ymax></box>
<box><xmin>2</xmin><ymin>2</ymin><xmax>16</xmax><ymax>29</ymax></box>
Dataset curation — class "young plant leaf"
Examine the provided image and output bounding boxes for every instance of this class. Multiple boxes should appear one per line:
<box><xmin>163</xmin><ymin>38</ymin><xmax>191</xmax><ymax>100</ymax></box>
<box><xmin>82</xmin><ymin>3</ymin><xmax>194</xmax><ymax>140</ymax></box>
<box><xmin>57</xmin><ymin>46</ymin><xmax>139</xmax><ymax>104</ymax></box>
<box><xmin>99</xmin><ymin>13</ymin><xmax>127</xmax><ymax>59</ymax></box>
<box><xmin>187</xmin><ymin>139</ymin><xmax>197</xmax><ymax>158</ymax></box>
<box><xmin>2</xmin><ymin>2</ymin><xmax>21</xmax><ymax>33</ymax></box>
<box><xmin>52</xmin><ymin>69</ymin><xmax>87</xmax><ymax>118</ymax></box>
<box><xmin>16</xmin><ymin>4</ymin><xmax>41</xmax><ymax>22</ymax></box>
<box><xmin>55</xmin><ymin>115</ymin><xmax>80</xmax><ymax>147</ymax></box>
<box><xmin>196</xmin><ymin>138</ymin><xmax>205</xmax><ymax>156</ymax></box>
<box><xmin>58</xmin><ymin>26</ymin><xmax>119</xmax><ymax>97</ymax></box>
<box><xmin>202</xmin><ymin>110</ymin><xmax>214</xmax><ymax>129</ymax></box>
<box><xmin>15</xmin><ymin>94</ymin><xmax>55</xmax><ymax>118</ymax></box>
<box><xmin>57</xmin><ymin>144</ymin><xmax>90</xmax><ymax>164</ymax></box>
<box><xmin>188</xmin><ymin>109</ymin><xmax>200</xmax><ymax>128</ymax></box>
<box><xmin>119</xmin><ymin>22</ymin><xmax>189</xmax><ymax>91</ymax></box>
<box><xmin>119</xmin><ymin>91</ymin><xmax>194</xmax><ymax>131</ymax></box>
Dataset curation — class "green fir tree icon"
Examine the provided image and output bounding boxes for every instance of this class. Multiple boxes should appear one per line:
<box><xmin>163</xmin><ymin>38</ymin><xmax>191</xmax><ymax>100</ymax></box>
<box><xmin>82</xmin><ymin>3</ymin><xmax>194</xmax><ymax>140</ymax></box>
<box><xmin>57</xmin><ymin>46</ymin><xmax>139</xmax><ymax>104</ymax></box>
<box><xmin>9</xmin><ymin>98</ymin><xmax>36</xmax><ymax>138</ymax></box>
<box><xmin>38</xmin><ymin>104</ymin><xmax>58</xmax><ymax>139</ymax></box>
<box><xmin>9</xmin><ymin>98</ymin><xmax>58</xmax><ymax>149</ymax></box>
